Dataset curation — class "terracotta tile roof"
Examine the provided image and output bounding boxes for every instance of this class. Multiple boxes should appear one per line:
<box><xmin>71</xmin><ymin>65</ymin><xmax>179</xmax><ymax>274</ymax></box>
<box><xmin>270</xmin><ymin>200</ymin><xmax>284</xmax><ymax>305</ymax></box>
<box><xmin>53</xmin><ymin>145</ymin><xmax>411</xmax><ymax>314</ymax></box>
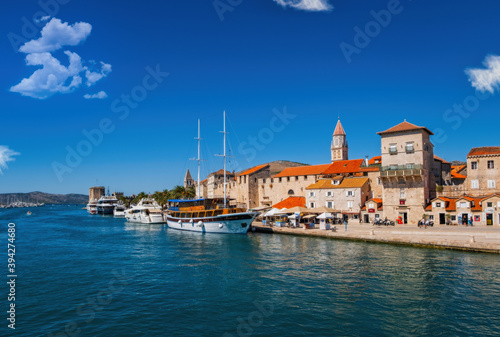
<box><xmin>456</xmin><ymin>196</ymin><xmax>483</xmax><ymax>211</ymax></box>
<box><xmin>200</xmin><ymin>179</ymin><xmax>207</xmax><ymax>184</ymax></box>
<box><xmin>451</xmin><ymin>172</ymin><xmax>467</xmax><ymax>179</ymax></box>
<box><xmin>210</xmin><ymin>169</ymin><xmax>234</xmax><ymax>176</ymax></box>
<box><xmin>272</xmin><ymin>196</ymin><xmax>306</xmax><ymax>209</ymax></box>
<box><xmin>333</xmin><ymin>119</ymin><xmax>346</xmax><ymax>135</ymax></box>
<box><xmin>238</xmin><ymin>164</ymin><xmax>268</xmax><ymax>176</ymax></box>
<box><xmin>467</xmin><ymin>147</ymin><xmax>500</xmax><ymax>157</ymax></box>
<box><xmin>273</xmin><ymin>164</ymin><xmax>331</xmax><ymax>178</ymax></box>
<box><xmin>368</xmin><ymin>156</ymin><xmax>381</xmax><ymax>165</ymax></box>
<box><xmin>322</xmin><ymin>159</ymin><xmax>364</xmax><ymax>175</ymax></box>
<box><xmin>429</xmin><ymin>197</ymin><xmax>457</xmax><ymax>211</ymax></box>
<box><xmin>451</xmin><ymin>165</ymin><xmax>466</xmax><ymax>173</ymax></box>
<box><xmin>480</xmin><ymin>194</ymin><xmax>500</xmax><ymax>202</ymax></box>
<box><xmin>377</xmin><ymin>121</ymin><xmax>434</xmax><ymax>136</ymax></box>
<box><xmin>434</xmin><ymin>155</ymin><xmax>449</xmax><ymax>163</ymax></box>
<box><xmin>306</xmin><ymin>177</ymin><xmax>369</xmax><ymax>189</ymax></box>
<box><xmin>371</xmin><ymin>198</ymin><xmax>383</xmax><ymax>204</ymax></box>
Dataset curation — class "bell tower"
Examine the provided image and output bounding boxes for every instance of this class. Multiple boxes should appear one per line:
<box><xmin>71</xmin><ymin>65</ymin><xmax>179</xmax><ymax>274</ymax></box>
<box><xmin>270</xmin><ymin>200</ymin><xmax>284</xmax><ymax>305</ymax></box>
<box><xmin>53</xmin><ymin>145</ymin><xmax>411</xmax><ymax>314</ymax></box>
<box><xmin>331</xmin><ymin>118</ymin><xmax>348</xmax><ymax>163</ymax></box>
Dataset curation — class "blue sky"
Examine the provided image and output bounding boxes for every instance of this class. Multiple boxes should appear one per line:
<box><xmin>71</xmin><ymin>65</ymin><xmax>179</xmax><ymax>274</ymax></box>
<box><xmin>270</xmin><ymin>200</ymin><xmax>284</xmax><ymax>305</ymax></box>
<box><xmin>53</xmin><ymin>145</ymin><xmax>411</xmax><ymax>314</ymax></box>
<box><xmin>2</xmin><ymin>0</ymin><xmax>500</xmax><ymax>195</ymax></box>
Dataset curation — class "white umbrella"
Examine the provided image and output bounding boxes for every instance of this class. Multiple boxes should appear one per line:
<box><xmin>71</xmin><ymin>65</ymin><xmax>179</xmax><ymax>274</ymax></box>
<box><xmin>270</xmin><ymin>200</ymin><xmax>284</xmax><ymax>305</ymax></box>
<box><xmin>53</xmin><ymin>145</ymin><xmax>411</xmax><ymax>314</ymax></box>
<box><xmin>317</xmin><ymin>212</ymin><xmax>333</xmax><ymax>219</ymax></box>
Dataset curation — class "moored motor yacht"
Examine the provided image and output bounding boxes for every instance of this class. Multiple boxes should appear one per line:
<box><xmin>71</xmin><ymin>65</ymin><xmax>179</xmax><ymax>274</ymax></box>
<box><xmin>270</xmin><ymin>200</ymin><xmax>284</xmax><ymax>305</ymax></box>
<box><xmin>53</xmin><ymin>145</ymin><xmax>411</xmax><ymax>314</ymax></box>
<box><xmin>125</xmin><ymin>198</ymin><xmax>164</xmax><ymax>224</ymax></box>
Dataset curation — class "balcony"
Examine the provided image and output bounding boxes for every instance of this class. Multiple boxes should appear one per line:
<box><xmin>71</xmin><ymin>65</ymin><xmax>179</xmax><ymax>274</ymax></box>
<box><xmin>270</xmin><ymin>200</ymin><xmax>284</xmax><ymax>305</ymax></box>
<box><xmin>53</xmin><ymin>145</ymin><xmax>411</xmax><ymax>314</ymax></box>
<box><xmin>389</xmin><ymin>148</ymin><xmax>398</xmax><ymax>155</ymax></box>
<box><xmin>380</xmin><ymin>164</ymin><xmax>424</xmax><ymax>177</ymax></box>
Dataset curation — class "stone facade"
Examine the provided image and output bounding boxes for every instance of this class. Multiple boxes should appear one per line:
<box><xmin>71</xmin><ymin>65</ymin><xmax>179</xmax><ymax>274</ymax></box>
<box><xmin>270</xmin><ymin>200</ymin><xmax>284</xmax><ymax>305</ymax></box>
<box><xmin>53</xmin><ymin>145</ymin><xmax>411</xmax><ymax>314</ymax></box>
<box><xmin>89</xmin><ymin>186</ymin><xmax>105</xmax><ymax>202</ymax></box>
<box><xmin>378</xmin><ymin>121</ymin><xmax>436</xmax><ymax>224</ymax></box>
<box><xmin>305</xmin><ymin>177</ymin><xmax>370</xmax><ymax>222</ymax></box>
<box><xmin>466</xmin><ymin>147</ymin><xmax>500</xmax><ymax>196</ymax></box>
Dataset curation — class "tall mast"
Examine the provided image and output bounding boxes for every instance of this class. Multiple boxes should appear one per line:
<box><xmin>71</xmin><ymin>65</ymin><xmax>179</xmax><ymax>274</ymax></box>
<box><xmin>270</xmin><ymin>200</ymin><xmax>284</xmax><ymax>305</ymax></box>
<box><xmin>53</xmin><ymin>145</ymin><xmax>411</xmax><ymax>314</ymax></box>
<box><xmin>191</xmin><ymin>119</ymin><xmax>202</xmax><ymax>199</ymax></box>
<box><xmin>197</xmin><ymin>119</ymin><xmax>201</xmax><ymax>199</ymax></box>
<box><xmin>222</xmin><ymin>111</ymin><xmax>227</xmax><ymax>207</ymax></box>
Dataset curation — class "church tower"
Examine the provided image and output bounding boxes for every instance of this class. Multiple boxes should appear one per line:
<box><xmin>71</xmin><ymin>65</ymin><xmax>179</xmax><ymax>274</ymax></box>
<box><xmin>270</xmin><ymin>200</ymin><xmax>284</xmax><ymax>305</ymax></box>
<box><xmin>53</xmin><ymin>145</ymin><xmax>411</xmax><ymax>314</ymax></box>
<box><xmin>331</xmin><ymin>118</ymin><xmax>348</xmax><ymax>163</ymax></box>
<box><xmin>184</xmin><ymin>169</ymin><xmax>194</xmax><ymax>188</ymax></box>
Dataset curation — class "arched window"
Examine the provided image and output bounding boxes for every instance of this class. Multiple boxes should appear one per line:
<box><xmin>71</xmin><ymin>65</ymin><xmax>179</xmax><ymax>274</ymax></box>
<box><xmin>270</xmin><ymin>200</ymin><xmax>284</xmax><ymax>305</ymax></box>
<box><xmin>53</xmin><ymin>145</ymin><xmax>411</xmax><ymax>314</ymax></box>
<box><xmin>288</xmin><ymin>189</ymin><xmax>294</xmax><ymax>195</ymax></box>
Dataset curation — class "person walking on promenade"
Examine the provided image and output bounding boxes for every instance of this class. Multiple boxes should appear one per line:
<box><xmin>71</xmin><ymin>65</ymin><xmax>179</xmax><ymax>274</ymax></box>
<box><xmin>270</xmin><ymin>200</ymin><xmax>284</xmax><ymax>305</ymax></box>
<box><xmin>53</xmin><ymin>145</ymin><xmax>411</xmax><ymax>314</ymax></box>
<box><xmin>469</xmin><ymin>217</ymin><xmax>473</xmax><ymax>226</ymax></box>
<box><xmin>344</xmin><ymin>217</ymin><xmax>348</xmax><ymax>232</ymax></box>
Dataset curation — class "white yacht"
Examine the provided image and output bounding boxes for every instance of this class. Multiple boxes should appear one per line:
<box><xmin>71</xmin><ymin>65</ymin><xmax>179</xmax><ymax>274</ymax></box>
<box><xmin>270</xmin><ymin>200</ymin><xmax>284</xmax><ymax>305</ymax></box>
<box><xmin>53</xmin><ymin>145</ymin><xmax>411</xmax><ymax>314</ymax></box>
<box><xmin>87</xmin><ymin>198</ymin><xmax>98</xmax><ymax>215</ymax></box>
<box><xmin>113</xmin><ymin>201</ymin><xmax>126</xmax><ymax>217</ymax></box>
<box><xmin>97</xmin><ymin>195</ymin><xmax>118</xmax><ymax>215</ymax></box>
<box><xmin>125</xmin><ymin>198</ymin><xmax>164</xmax><ymax>224</ymax></box>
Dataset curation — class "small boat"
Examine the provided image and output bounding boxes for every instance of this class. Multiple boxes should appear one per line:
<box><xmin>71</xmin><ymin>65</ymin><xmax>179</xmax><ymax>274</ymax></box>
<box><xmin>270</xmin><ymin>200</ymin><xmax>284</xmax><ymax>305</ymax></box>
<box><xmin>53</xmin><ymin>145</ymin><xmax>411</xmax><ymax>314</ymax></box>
<box><xmin>27</xmin><ymin>211</ymin><xmax>32</xmax><ymax>215</ymax></box>
<box><xmin>125</xmin><ymin>198</ymin><xmax>164</xmax><ymax>224</ymax></box>
<box><xmin>86</xmin><ymin>198</ymin><xmax>98</xmax><ymax>215</ymax></box>
<box><xmin>113</xmin><ymin>201</ymin><xmax>126</xmax><ymax>218</ymax></box>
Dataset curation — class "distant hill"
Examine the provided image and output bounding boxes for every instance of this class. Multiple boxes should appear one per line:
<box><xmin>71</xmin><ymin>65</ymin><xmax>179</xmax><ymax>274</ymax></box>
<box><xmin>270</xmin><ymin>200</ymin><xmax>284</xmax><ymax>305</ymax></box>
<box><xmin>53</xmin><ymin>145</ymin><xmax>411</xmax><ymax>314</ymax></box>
<box><xmin>0</xmin><ymin>191</ymin><xmax>88</xmax><ymax>205</ymax></box>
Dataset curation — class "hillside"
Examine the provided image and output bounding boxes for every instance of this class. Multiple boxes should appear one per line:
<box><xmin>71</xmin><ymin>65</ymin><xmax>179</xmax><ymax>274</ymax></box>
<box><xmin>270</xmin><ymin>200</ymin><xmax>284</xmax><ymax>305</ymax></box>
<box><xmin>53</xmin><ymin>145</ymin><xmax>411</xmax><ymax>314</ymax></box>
<box><xmin>0</xmin><ymin>191</ymin><xmax>89</xmax><ymax>205</ymax></box>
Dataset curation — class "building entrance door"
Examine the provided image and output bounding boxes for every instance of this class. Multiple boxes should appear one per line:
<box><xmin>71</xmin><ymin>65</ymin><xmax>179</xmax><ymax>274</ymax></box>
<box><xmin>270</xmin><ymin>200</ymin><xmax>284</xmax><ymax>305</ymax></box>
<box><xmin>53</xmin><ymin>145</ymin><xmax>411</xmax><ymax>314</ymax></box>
<box><xmin>439</xmin><ymin>213</ymin><xmax>446</xmax><ymax>225</ymax></box>
<box><xmin>462</xmin><ymin>214</ymin><xmax>468</xmax><ymax>225</ymax></box>
<box><xmin>487</xmin><ymin>213</ymin><xmax>493</xmax><ymax>226</ymax></box>
<box><xmin>364</xmin><ymin>214</ymin><xmax>369</xmax><ymax>223</ymax></box>
<box><xmin>399</xmin><ymin>212</ymin><xmax>408</xmax><ymax>224</ymax></box>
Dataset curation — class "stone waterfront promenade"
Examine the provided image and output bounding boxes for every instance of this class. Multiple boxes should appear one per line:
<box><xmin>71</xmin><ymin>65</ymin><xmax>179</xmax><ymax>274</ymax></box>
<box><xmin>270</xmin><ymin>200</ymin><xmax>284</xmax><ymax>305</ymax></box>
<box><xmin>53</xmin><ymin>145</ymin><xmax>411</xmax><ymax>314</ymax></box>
<box><xmin>252</xmin><ymin>222</ymin><xmax>500</xmax><ymax>254</ymax></box>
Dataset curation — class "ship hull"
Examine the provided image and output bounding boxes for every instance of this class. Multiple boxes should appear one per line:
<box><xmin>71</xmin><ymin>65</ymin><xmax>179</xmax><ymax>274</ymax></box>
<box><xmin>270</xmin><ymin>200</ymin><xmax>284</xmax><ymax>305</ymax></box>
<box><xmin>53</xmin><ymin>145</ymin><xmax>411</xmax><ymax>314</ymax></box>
<box><xmin>166</xmin><ymin>212</ymin><xmax>257</xmax><ymax>234</ymax></box>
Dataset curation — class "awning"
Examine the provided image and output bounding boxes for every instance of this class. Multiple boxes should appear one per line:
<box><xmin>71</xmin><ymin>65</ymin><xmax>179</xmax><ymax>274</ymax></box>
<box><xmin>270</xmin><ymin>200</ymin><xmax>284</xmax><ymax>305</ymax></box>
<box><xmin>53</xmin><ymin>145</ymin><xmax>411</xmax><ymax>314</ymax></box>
<box><xmin>303</xmin><ymin>214</ymin><xmax>317</xmax><ymax>219</ymax></box>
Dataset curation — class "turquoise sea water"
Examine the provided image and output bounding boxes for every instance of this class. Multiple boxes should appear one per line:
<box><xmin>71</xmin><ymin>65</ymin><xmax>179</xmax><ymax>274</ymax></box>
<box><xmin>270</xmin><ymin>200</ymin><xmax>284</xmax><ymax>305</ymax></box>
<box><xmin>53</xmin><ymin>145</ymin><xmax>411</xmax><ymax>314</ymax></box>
<box><xmin>2</xmin><ymin>205</ymin><xmax>500</xmax><ymax>336</ymax></box>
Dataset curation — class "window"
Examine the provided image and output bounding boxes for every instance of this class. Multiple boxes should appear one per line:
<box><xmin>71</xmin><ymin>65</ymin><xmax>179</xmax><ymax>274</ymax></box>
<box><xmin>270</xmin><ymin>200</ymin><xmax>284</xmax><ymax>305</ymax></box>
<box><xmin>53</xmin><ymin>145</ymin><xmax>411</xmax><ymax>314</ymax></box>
<box><xmin>263</xmin><ymin>179</ymin><xmax>266</xmax><ymax>184</ymax></box>
<box><xmin>279</xmin><ymin>178</ymin><xmax>282</xmax><ymax>182</ymax></box>
<box><xmin>436</xmin><ymin>202</ymin><xmax>441</xmax><ymax>207</ymax></box>
<box><xmin>488</xmin><ymin>160</ymin><xmax>495</xmax><ymax>169</ymax></box>
<box><xmin>295</xmin><ymin>176</ymin><xmax>299</xmax><ymax>181</ymax></box>
<box><xmin>487</xmin><ymin>202</ymin><xmax>493</xmax><ymax>207</ymax></box>
<box><xmin>270</xmin><ymin>178</ymin><xmax>274</xmax><ymax>183</ymax></box>
<box><xmin>369</xmin><ymin>203</ymin><xmax>374</xmax><ymax>209</ymax></box>
<box><xmin>346</xmin><ymin>190</ymin><xmax>354</xmax><ymax>196</ymax></box>
<box><xmin>405</xmin><ymin>142</ymin><xmax>414</xmax><ymax>153</ymax></box>
<box><xmin>471</xmin><ymin>161</ymin><xmax>478</xmax><ymax>170</ymax></box>
<box><xmin>451</xmin><ymin>215</ymin><xmax>456</xmax><ymax>221</ymax></box>
<box><xmin>400</xmin><ymin>188</ymin><xmax>406</xmax><ymax>199</ymax></box>
<box><xmin>488</xmin><ymin>180</ymin><xmax>496</xmax><ymax>188</ymax></box>
<box><xmin>254</xmin><ymin>178</ymin><xmax>257</xmax><ymax>183</ymax></box>
<box><xmin>471</xmin><ymin>180</ymin><xmax>479</xmax><ymax>189</ymax></box>
<box><xmin>429</xmin><ymin>215</ymin><xmax>434</xmax><ymax>220</ymax></box>
<box><xmin>377</xmin><ymin>177</ymin><xmax>381</xmax><ymax>185</ymax></box>
<box><xmin>389</xmin><ymin>144</ymin><xmax>397</xmax><ymax>154</ymax></box>
<box><xmin>326</xmin><ymin>201</ymin><xmax>334</xmax><ymax>208</ymax></box>
<box><xmin>309</xmin><ymin>192</ymin><xmax>315</xmax><ymax>197</ymax></box>
<box><xmin>326</xmin><ymin>191</ymin><xmax>333</xmax><ymax>197</ymax></box>
<box><xmin>304</xmin><ymin>175</ymin><xmax>308</xmax><ymax>180</ymax></box>
<box><xmin>288</xmin><ymin>189</ymin><xmax>295</xmax><ymax>195</ymax></box>
<box><xmin>287</xmin><ymin>177</ymin><xmax>290</xmax><ymax>182</ymax></box>
<box><xmin>406</xmin><ymin>163</ymin><xmax>415</xmax><ymax>170</ymax></box>
<box><xmin>347</xmin><ymin>201</ymin><xmax>353</xmax><ymax>208</ymax></box>
<box><xmin>310</xmin><ymin>202</ymin><xmax>315</xmax><ymax>208</ymax></box>
<box><xmin>460</xmin><ymin>202</ymin><xmax>467</xmax><ymax>208</ymax></box>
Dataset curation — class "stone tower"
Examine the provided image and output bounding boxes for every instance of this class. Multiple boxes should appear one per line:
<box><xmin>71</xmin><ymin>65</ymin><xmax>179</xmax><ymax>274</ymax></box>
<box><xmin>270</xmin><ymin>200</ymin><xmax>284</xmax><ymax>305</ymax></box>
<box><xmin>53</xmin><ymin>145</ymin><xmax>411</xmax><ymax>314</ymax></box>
<box><xmin>184</xmin><ymin>169</ymin><xmax>194</xmax><ymax>188</ymax></box>
<box><xmin>331</xmin><ymin>118</ymin><xmax>348</xmax><ymax>163</ymax></box>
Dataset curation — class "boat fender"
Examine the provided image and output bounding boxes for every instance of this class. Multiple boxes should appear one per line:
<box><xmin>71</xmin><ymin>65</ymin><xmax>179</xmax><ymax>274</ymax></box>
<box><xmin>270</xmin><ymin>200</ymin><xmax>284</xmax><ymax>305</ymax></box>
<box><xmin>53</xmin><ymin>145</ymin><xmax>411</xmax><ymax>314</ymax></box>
<box><xmin>197</xmin><ymin>221</ymin><xmax>203</xmax><ymax>227</ymax></box>
<box><xmin>219</xmin><ymin>224</ymin><xmax>223</xmax><ymax>228</ymax></box>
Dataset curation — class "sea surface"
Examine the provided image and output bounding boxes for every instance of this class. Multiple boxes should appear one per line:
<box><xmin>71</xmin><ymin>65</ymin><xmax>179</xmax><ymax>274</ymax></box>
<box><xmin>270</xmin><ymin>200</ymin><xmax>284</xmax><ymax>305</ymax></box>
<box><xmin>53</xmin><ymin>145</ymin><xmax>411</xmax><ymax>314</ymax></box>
<box><xmin>1</xmin><ymin>205</ymin><xmax>500</xmax><ymax>337</ymax></box>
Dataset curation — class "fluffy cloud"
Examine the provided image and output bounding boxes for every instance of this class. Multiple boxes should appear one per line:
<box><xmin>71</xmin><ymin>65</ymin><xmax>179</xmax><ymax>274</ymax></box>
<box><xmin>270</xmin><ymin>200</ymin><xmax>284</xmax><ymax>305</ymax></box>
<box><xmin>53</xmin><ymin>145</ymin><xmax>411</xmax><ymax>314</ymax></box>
<box><xmin>19</xmin><ymin>18</ymin><xmax>92</xmax><ymax>54</ymax></box>
<box><xmin>10</xmin><ymin>51</ymin><xmax>84</xmax><ymax>99</ymax></box>
<box><xmin>84</xmin><ymin>91</ymin><xmax>108</xmax><ymax>99</ymax></box>
<box><xmin>273</xmin><ymin>0</ymin><xmax>333</xmax><ymax>11</ymax></box>
<box><xmin>466</xmin><ymin>55</ymin><xmax>500</xmax><ymax>93</ymax></box>
<box><xmin>11</xmin><ymin>18</ymin><xmax>111</xmax><ymax>99</ymax></box>
<box><xmin>85</xmin><ymin>62</ymin><xmax>112</xmax><ymax>87</ymax></box>
<box><xmin>0</xmin><ymin>146</ymin><xmax>20</xmax><ymax>174</ymax></box>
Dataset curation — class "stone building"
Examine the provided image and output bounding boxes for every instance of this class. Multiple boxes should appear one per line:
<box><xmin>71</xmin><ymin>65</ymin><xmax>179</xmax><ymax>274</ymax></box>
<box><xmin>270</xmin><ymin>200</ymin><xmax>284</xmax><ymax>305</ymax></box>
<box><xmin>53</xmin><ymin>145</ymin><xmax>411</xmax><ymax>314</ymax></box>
<box><xmin>305</xmin><ymin>177</ymin><xmax>370</xmax><ymax>222</ymax></box>
<box><xmin>184</xmin><ymin>169</ymin><xmax>194</xmax><ymax>189</ymax></box>
<box><xmin>425</xmin><ymin>195</ymin><xmax>486</xmax><ymax>225</ymax></box>
<box><xmin>331</xmin><ymin>118</ymin><xmax>348</xmax><ymax>163</ymax></box>
<box><xmin>377</xmin><ymin>120</ymin><xmax>436</xmax><ymax>224</ymax></box>
<box><xmin>89</xmin><ymin>186</ymin><xmax>105</xmax><ymax>203</ymax></box>
<box><xmin>360</xmin><ymin>198</ymin><xmax>383</xmax><ymax>223</ymax></box>
<box><xmin>466</xmin><ymin>147</ymin><xmax>500</xmax><ymax>196</ymax></box>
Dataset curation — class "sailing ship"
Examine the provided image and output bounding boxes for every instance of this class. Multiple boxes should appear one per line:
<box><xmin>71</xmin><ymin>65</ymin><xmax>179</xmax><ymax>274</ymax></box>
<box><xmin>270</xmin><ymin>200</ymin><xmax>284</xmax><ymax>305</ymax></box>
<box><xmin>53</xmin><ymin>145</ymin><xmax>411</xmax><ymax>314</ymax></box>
<box><xmin>165</xmin><ymin>112</ymin><xmax>258</xmax><ymax>234</ymax></box>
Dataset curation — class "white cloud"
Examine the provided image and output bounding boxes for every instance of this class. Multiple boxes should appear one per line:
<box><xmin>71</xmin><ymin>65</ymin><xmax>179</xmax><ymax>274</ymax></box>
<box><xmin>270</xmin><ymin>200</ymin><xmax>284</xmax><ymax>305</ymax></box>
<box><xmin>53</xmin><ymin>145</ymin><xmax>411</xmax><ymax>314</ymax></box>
<box><xmin>0</xmin><ymin>146</ymin><xmax>20</xmax><ymax>174</ymax></box>
<box><xmin>19</xmin><ymin>18</ymin><xmax>92</xmax><ymax>54</ymax></box>
<box><xmin>273</xmin><ymin>0</ymin><xmax>333</xmax><ymax>12</ymax></box>
<box><xmin>84</xmin><ymin>91</ymin><xmax>108</xmax><ymax>99</ymax></box>
<box><xmin>11</xmin><ymin>18</ymin><xmax>111</xmax><ymax>99</ymax></box>
<box><xmin>466</xmin><ymin>55</ymin><xmax>500</xmax><ymax>93</ymax></box>
<box><xmin>85</xmin><ymin>62</ymin><xmax>112</xmax><ymax>87</ymax></box>
<box><xmin>10</xmin><ymin>51</ymin><xmax>84</xmax><ymax>99</ymax></box>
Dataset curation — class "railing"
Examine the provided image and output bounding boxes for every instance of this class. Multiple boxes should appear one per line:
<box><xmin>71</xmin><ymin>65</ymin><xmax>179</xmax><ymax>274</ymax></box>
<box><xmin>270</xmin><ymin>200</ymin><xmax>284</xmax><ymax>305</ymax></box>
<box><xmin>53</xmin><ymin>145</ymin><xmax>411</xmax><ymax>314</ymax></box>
<box><xmin>379</xmin><ymin>164</ymin><xmax>424</xmax><ymax>177</ymax></box>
